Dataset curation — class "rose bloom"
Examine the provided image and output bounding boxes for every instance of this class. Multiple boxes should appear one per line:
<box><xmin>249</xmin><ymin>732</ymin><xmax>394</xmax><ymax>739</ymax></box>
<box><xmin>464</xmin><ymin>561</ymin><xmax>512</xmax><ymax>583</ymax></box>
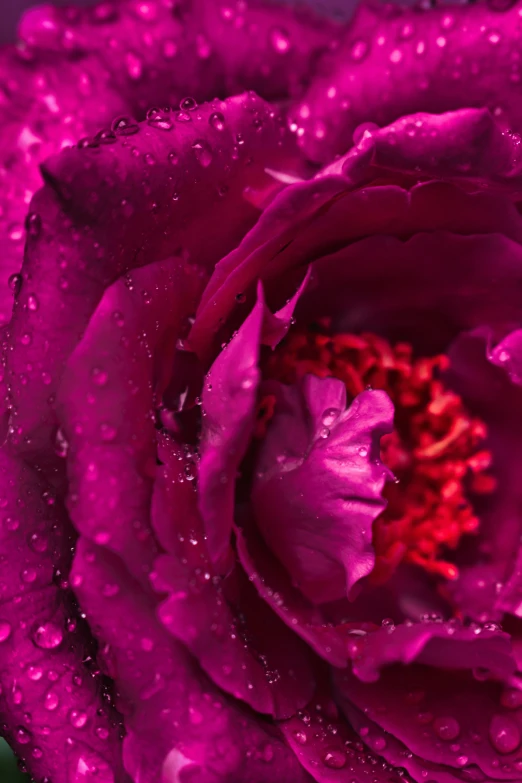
<box><xmin>2</xmin><ymin>0</ymin><xmax>522</xmax><ymax>781</ymax></box>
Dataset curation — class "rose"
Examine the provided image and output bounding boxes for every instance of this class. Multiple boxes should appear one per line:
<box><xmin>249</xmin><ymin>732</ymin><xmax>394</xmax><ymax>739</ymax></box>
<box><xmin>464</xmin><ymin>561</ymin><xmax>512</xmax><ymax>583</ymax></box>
<box><xmin>2</xmin><ymin>0</ymin><xmax>522</xmax><ymax>782</ymax></box>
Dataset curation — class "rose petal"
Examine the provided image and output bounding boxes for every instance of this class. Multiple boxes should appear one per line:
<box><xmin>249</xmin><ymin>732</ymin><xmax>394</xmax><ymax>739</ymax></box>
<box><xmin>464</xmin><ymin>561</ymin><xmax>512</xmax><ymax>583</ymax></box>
<box><xmin>152</xmin><ymin>433</ymin><xmax>316</xmax><ymax>720</ymax></box>
<box><xmin>71</xmin><ymin>539</ymin><xmax>311</xmax><ymax>783</ymax></box>
<box><xmin>252</xmin><ymin>379</ymin><xmax>394</xmax><ymax>604</ymax></box>
<box><xmin>291</xmin><ymin>1</ymin><xmax>522</xmax><ymax>163</ymax></box>
<box><xmin>329</xmin><ymin>109</ymin><xmax>522</xmax><ymax>197</ymax></box>
<box><xmin>199</xmin><ymin>278</ymin><xmax>306</xmax><ymax>570</ymax></box>
<box><xmin>235</xmin><ymin>522</ymin><xmax>347</xmax><ymax>667</ymax></box>
<box><xmin>0</xmin><ymin>452</ymin><xmax>123</xmax><ymax>783</ymax></box>
<box><xmin>279</xmin><ymin>683</ymin><xmax>411</xmax><ymax>783</ymax></box>
<box><xmin>194</xmin><ymin>0</ymin><xmax>341</xmax><ymax>100</ymax></box>
<box><xmin>344</xmin><ymin>619</ymin><xmax>515</xmax><ymax>684</ymax></box>
<box><xmin>6</xmin><ymin>92</ymin><xmax>295</xmax><ymax>457</ymax></box>
<box><xmin>335</xmin><ymin>663</ymin><xmax>522</xmax><ymax>780</ymax></box>
<box><xmin>58</xmin><ymin>258</ymin><xmax>203</xmax><ymax>581</ymax></box>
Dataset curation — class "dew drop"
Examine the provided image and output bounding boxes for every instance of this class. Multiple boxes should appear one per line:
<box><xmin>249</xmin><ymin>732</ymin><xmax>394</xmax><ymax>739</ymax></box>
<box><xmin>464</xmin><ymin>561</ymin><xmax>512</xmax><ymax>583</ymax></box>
<box><xmin>489</xmin><ymin>714</ymin><xmax>521</xmax><ymax>754</ymax></box>
<box><xmin>270</xmin><ymin>27</ymin><xmax>291</xmax><ymax>53</ymax></box>
<box><xmin>322</xmin><ymin>408</ymin><xmax>340</xmax><ymax>427</ymax></box>
<box><xmin>209</xmin><ymin>111</ymin><xmax>226</xmax><ymax>131</ymax></box>
<box><xmin>32</xmin><ymin>622</ymin><xmax>63</xmax><ymax>650</ymax></box>
<box><xmin>192</xmin><ymin>139</ymin><xmax>213</xmax><ymax>167</ymax></box>
<box><xmin>434</xmin><ymin>717</ymin><xmax>460</xmax><ymax>741</ymax></box>
<box><xmin>350</xmin><ymin>40</ymin><xmax>369</xmax><ymax>62</ymax></box>
<box><xmin>125</xmin><ymin>51</ymin><xmax>143</xmax><ymax>79</ymax></box>
<box><xmin>15</xmin><ymin>726</ymin><xmax>31</xmax><ymax>745</ymax></box>
<box><xmin>69</xmin><ymin>709</ymin><xmax>88</xmax><ymax>729</ymax></box>
<box><xmin>0</xmin><ymin>620</ymin><xmax>12</xmax><ymax>642</ymax></box>
<box><xmin>323</xmin><ymin>749</ymin><xmax>346</xmax><ymax>769</ymax></box>
<box><xmin>180</xmin><ymin>97</ymin><xmax>197</xmax><ymax>111</ymax></box>
<box><xmin>8</xmin><ymin>273</ymin><xmax>22</xmax><ymax>295</ymax></box>
<box><xmin>44</xmin><ymin>691</ymin><xmax>59</xmax><ymax>711</ymax></box>
<box><xmin>27</xmin><ymin>294</ymin><xmax>39</xmax><ymax>312</ymax></box>
<box><xmin>25</xmin><ymin>212</ymin><xmax>42</xmax><ymax>238</ymax></box>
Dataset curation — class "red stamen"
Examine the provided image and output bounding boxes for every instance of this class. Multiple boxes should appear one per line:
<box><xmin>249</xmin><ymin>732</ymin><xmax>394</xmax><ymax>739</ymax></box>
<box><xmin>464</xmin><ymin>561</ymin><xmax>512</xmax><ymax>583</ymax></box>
<box><xmin>264</xmin><ymin>325</ymin><xmax>496</xmax><ymax>584</ymax></box>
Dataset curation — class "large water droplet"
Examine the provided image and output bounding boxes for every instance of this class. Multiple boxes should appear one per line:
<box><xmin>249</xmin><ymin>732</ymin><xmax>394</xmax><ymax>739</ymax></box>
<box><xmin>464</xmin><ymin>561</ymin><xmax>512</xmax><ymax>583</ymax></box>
<box><xmin>209</xmin><ymin>111</ymin><xmax>226</xmax><ymax>131</ymax></box>
<box><xmin>323</xmin><ymin>749</ymin><xmax>346</xmax><ymax>769</ymax></box>
<box><xmin>0</xmin><ymin>620</ymin><xmax>12</xmax><ymax>642</ymax></box>
<box><xmin>15</xmin><ymin>726</ymin><xmax>31</xmax><ymax>745</ymax></box>
<box><xmin>433</xmin><ymin>716</ymin><xmax>460</xmax><ymax>740</ymax></box>
<box><xmin>270</xmin><ymin>27</ymin><xmax>291</xmax><ymax>53</ymax></box>
<box><xmin>489</xmin><ymin>714</ymin><xmax>521</xmax><ymax>754</ymax></box>
<box><xmin>32</xmin><ymin>622</ymin><xmax>63</xmax><ymax>649</ymax></box>
<box><xmin>192</xmin><ymin>139</ymin><xmax>213</xmax><ymax>167</ymax></box>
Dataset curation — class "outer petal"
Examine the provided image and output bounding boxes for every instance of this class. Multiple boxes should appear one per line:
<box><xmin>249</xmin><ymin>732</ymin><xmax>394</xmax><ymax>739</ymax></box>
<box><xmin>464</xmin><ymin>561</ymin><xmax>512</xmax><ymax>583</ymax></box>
<box><xmin>71</xmin><ymin>540</ymin><xmax>312</xmax><ymax>783</ymax></box>
<box><xmin>194</xmin><ymin>0</ymin><xmax>341</xmax><ymax>101</ymax></box>
<box><xmin>6</xmin><ymin>93</ymin><xmax>295</xmax><ymax>457</ymax></box>
<box><xmin>327</xmin><ymin>108</ymin><xmax>522</xmax><ymax>196</ymax></box>
<box><xmin>57</xmin><ymin>258</ymin><xmax>203</xmax><ymax>582</ymax></box>
<box><xmin>0</xmin><ymin>453</ymin><xmax>124</xmax><ymax>783</ymax></box>
<box><xmin>335</xmin><ymin>663</ymin><xmax>522</xmax><ymax>781</ymax></box>
<box><xmin>279</xmin><ymin>684</ymin><xmax>413</xmax><ymax>783</ymax></box>
<box><xmin>344</xmin><ymin>619</ymin><xmax>515</xmax><ymax>684</ymax></box>
<box><xmin>198</xmin><ymin>278</ymin><xmax>306</xmax><ymax>570</ymax></box>
<box><xmin>190</xmin><ymin>175</ymin><xmax>522</xmax><ymax>363</ymax></box>
<box><xmin>292</xmin><ymin>0</ymin><xmax>522</xmax><ymax>163</ymax></box>
<box><xmin>252</xmin><ymin>378</ymin><xmax>394</xmax><ymax>604</ymax></box>
<box><xmin>152</xmin><ymin>433</ymin><xmax>316</xmax><ymax>720</ymax></box>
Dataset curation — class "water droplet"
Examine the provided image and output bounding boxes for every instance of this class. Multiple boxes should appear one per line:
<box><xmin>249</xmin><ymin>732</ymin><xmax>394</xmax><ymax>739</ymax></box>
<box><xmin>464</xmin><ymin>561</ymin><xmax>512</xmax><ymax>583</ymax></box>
<box><xmin>489</xmin><ymin>714</ymin><xmax>521</xmax><ymax>754</ymax></box>
<box><xmin>44</xmin><ymin>691</ymin><xmax>59</xmax><ymax>711</ymax></box>
<box><xmin>15</xmin><ymin>726</ymin><xmax>31</xmax><ymax>745</ymax></box>
<box><xmin>175</xmin><ymin>110</ymin><xmax>192</xmax><ymax>123</ymax></box>
<box><xmin>25</xmin><ymin>212</ymin><xmax>42</xmax><ymax>238</ymax></box>
<box><xmin>293</xmin><ymin>730</ymin><xmax>307</xmax><ymax>745</ymax></box>
<box><xmin>26</xmin><ymin>666</ymin><xmax>43</xmax><ymax>681</ymax></box>
<box><xmin>322</xmin><ymin>408</ymin><xmax>340</xmax><ymax>427</ymax></box>
<box><xmin>358</xmin><ymin>446</ymin><xmax>368</xmax><ymax>457</ymax></box>
<box><xmin>192</xmin><ymin>139</ymin><xmax>213</xmax><ymax>167</ymax></box>
<box><xmin>91</xmin><ymin>367</ymin><xmax>108</xmax><ymax>386</ymax></box>
<box><xmin>434</xmin><ymin>716</ymin><xmax>460</xmax><ymax>741</ymax></box>
<box><xmin>500</xmin><ymin>688</ymin><xmax>522</xmax><ymax>709</ymax></box>
<box><xmin>27</xmin><ymin>294</ymin><xmax>39</xmax><ymax>311</ymax></box>
<box><xmin>32</xmin><ymin>622</ymin><xmax>63</xmax><ymax>650</ymax></box>
<box><xmin>8</xmin><ymin>273</ymin><xmax>22</xmax><ymax>295</ymax></box>
<box><xmin>8</xmin><ymin>223</ymin><xmax>23</xmax><ymax>242</ymax></box>
<box><xmin>180</xmin><ymin>97</ymin><xmax>197</xmax><ymax>111</ymax></box>
<box><xmin>112</xmin><ymin>116</ymin><xmax>140</xmax><ymax>136</ymax></box>
<box><xmin>323</xmin><ymin>749</ymin><xmax>346</xmax><ymax>769</ymax></box>
<box><xmin>270</xmin><ymin>27</ymin><xmax>291</xmax><ymax>53</ymax></box>
<box><xmin>209</xmin><ymin>111</ymin><xmax>226</xmax><ymax>131</ymax></box>
<box><xmin>0</xmin><ymin>620</ymin><xmax>12</xmax><ymax>642</ymax></box>
<box><xmin>54</xmin><ymin>427</ymin><xmax>69</xmax><ymax>458</ymax></box>
<box><xmin>69</xmin><ymin>709</ymin><xmax>88</xmax><ymax>729</ymax></box>
<box><xmin>125</xmin><ymin>51</ymin><xmax>143</xmax><ymax>79</ymax></box>
<box><xmin>319</xmin><ymin>427</ymin><xmax>330</xmax><ymax>439</ymax></box>
<box><xmin>350</xmin><ymin>40</ymin><xmax>369</xmax><ymax>62</ymax></box>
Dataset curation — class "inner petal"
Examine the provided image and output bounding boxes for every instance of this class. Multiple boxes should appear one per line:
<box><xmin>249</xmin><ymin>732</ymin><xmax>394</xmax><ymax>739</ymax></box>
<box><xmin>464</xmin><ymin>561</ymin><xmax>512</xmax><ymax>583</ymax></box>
<box><xmin>262</xmin><ymin>322</ymin><xmax>495</xmax><ymax>587</ymax></box>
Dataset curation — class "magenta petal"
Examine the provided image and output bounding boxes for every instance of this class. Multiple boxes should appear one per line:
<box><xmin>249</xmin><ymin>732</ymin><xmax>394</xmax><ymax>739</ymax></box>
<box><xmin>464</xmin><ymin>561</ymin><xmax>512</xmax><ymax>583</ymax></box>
<box><xmin>198</xmin><ymin>280</ymin><xmax>305</xmax><ymax>570</ymax></box>
<box><xmin>71</xmin><ymin>540</ymin><xmax>311</xmax><ymax>783</ymax></box>
<box><xmin>57</xmin><ymin>258</ymin><xmax>205</xmax><ymax>581</ymax></box>
<box><xmin>279</xmin><ymin>685</ymin><xmax>410</xmax><ymax>783</ymax></box>
<box><xmin>345</xmin><ymin>620</ymin><xmax>515</xmax><ymax>684</ymax></box>
<box><xmin>253</xmin><ymin>379</ymin><xmax>393</xmax><ymax>604</ymax></box>
<box><xmin>152</xmin><ymin>433</ymin><xmax>316</xmax><ymax>719</ymax></box>
<box><xmin>292</xmin><ymin>1</ymin><xmax>522</xmax><ymax>163</ymax></box>
<box><xmin>6</xmin><ymin>92</ymin><xmax>295</xmax><ymax>458</ymax></box>
<box><xmin>335</xmin><ymin>662</ymin><xmax>522</xmax><ymax>780</ymax></box>
<box><xmin>235</xmin><ymin>523</ymin><xmax>347</xmax><ymax>667</ymax></box>
<box><xmin>194</xmin><ymin>0</ymin><xmax>341</xmax><ymax>100</ymax></box>
<box><xmin>333</xmin><ymin>109</ymin><xmax>522</xmax><ymax>197</ymax></box>
<box><xmin>0</xmin><ymin>453</ymin><xmax>123</xmax><ymax>783</ymax></box>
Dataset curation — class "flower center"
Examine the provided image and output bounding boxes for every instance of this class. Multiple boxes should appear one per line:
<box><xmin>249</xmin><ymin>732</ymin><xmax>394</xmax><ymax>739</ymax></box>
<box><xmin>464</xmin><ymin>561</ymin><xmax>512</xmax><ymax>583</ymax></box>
<box><xmin>261</xmin><ymin>322</ymin><xmax>496</xmax><ymax>585</ymax></box>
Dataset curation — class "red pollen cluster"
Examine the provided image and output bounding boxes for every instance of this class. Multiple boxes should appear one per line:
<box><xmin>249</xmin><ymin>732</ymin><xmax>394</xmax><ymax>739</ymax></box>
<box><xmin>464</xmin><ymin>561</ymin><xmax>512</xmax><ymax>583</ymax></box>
<box><xmin>262</xmin><ymin>323</ymin><xmax>496</xmax><ymax>584</ymax></box>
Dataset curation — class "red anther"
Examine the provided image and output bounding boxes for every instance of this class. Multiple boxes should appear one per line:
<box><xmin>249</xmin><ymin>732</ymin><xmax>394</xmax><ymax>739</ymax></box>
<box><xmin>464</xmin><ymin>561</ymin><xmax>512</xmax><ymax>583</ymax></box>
<box><xmin>264</xmin><ymin>326</ymin><xmax>495</xmax><ymax>584</ymax></box>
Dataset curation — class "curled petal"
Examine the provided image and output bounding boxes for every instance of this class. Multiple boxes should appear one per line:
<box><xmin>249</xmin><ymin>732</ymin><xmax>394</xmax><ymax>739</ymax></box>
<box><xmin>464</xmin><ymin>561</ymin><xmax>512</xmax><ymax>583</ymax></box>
<box><xmin>199</xmin><ymin>278</ymin><xmax>306</xmax><ymax>570</ymax></box>
<box><xmin>326</xmin><ymin>108</ymin><xmax>522</xmax><ymax>197</ymax></box>
<box><xmin>253</xmin><ymin>378</ymin><xmax>394</xmax><ymax>604</ymax></box>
